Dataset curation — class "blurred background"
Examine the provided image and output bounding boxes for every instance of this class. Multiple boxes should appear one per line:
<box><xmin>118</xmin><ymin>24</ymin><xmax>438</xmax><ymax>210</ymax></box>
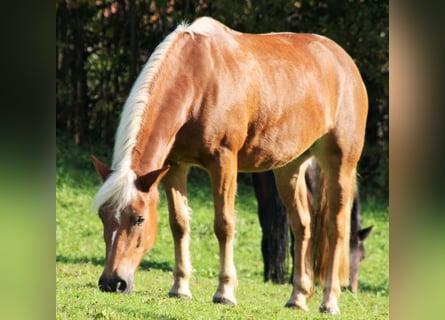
<box><xmin>56</xmin><ymin>0</ymin><xmax>388</xmax><ymax>201</ymax></box>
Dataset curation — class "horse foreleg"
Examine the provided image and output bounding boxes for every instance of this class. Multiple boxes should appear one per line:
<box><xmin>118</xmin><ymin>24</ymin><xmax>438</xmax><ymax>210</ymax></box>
<box><xmin>209</xmin><ymin>153</ymin><xmax>238</xmax><ymax>306</ymax></box>
<box><xmin>162</xmin><ymin>164</ymin><xmax>192</xmax><ymax>299</ymax></box>
<box><xmin>274</xmin><ymin>159</ymin><xmax>313</xmax><ymax>311</ymax></box>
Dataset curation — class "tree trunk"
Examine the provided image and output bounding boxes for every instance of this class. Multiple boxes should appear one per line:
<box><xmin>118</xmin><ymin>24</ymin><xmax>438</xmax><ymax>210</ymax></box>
<box><xmin>129</xmin><ymin>0</ymin><xmax>137</xmax><ymax>82</ymax></box>
<box><xmin>73</xmin><ymin>12</ymin><xmax>88</xmax><ymax>145</ymax></box>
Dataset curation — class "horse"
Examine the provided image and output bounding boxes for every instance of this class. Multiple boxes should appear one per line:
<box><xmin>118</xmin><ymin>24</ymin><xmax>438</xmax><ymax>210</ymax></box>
<box><xmin>252</xmin><ymin>158</ymin><xmax>373</xmax><ymax>293</ymax></box>
<box><xmin>91</xmin><ymin>16</ymin><xmax>368</xmax><ymax>314</ymax></box>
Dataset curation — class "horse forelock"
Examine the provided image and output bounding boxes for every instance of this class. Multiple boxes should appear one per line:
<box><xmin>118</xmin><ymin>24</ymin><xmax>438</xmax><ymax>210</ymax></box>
<box><xmin>93</xmin><ymin>169</ymin><xmax>138</xmax><ymax>211</ymax></box>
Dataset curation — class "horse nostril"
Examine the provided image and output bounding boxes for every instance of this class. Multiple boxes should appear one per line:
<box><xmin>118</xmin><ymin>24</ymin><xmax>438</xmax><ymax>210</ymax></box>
<box><xmin>98</xmin><ymin>277</ymin><xmax>111</xmax><ymax>292</ymax></box>
<box><xmin>116</xmin><ymin>279</ymin><xmax>127</xmax><ymax>293</ymax></box>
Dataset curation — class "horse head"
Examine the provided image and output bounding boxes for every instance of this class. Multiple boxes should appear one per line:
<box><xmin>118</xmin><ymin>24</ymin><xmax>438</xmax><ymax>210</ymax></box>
<box><xmin>349</xmin><ymin>225</ymin><xmax>373</xmax><ymax>293</ymax></box>
<box><xmin>92</xmin><ymin>155</ymin><xmax>169</xmax><ymax>293</ymax></box>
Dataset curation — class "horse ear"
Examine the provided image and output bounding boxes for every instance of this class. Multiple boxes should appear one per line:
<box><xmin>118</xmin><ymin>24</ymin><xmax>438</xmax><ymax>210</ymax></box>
<box><xmin>358</xmin><ymin>225</ymin><xmax>373</xmax><ymax>241</ymax></box>
<box><xmin>92</xmin><ymin>155</ymin><xmax>113</xmax><ymax>182</ymax></box>
<box><xmin>135</xmin><ymin>165</ymin><xmax>170</xmax><ymax>193</ymax></box>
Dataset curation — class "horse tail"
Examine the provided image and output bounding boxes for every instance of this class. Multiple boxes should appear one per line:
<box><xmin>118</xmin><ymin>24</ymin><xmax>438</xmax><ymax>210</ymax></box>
<box><xmin>310</xmin><ymin>165</ymin><xmax>353</xmax><ymax>287</ymax></box>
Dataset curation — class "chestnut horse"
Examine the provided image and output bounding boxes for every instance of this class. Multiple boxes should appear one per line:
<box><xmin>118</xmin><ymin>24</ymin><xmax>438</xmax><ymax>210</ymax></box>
<box><xmin>92</xmin><ymin>17</ymin><xmax>368</xmax><ymax>314</ymax></box>
<box><xmin>253</xmin><ymin>158</ymin><xmax>373</xmax><ymax>293</ymax></box>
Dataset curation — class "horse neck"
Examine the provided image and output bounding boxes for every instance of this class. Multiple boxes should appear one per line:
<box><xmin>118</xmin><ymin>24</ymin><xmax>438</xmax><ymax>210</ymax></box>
<box><xmin>131</xmin><ymin>78</ymin><xmax>193</xmax><ymax>175</ymax></box>
<box><xmin>128</xmin><ymin>31</ymin><xmax>203</xmax><ymax>175</ymax></box>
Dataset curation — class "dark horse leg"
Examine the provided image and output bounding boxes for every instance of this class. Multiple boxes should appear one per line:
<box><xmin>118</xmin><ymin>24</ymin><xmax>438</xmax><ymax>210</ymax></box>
<box><xmin>252</xmin><ymin>171</ymin><xmax>289</xmax><ymax>284</ymax></box>
<box><xmin>253</xmin><ymin>160</ymin><xmax>372</xmax><ymax>290</ymax></box>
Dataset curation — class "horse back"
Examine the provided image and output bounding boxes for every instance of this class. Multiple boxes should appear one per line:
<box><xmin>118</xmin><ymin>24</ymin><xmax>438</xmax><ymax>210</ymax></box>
<box><xmin>168</xmin><ymin>19</ymin><xmax>367</xmax><ymax>170</ymax></box>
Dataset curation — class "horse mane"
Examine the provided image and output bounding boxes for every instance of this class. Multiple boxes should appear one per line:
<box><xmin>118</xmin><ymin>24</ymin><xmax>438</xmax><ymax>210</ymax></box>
<box><xmin>111</xmin><ymin>17</ymin><xmax>224</xmax><ymax>170</ymax></box>
<box><xmin>185</xmin><ymin>16</ymin><xmax>232</xmax><ymax>36</ymax></box>
<box><xmin>111</xmin><ymin>22</ymin><xmax>189</xmax><ymax>170</ymax></box>
<box><xmin>93</xmin><ymin>21</ymin><xmax>195</xmax><ymax>211</ymax></box>
<box><xmin>94</xmin><ymin>18</ymin><xmax>228</xmax><ymax>211</ymax></box>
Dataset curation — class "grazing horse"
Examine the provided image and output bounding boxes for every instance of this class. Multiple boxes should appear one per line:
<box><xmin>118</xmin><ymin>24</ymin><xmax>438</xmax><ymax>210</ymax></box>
<box><xmin>253</xmin><ymin>158</ymin><xmax>373</xmax><ymax>293</ymax></box>
<box><xmin>92</xmin><ymin>17</ymin><xmax>368</xmax><ymax>314</ymax></box>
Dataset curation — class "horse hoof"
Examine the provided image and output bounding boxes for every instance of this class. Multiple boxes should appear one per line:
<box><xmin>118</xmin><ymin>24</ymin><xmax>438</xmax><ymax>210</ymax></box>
<box><xmin>169</xmin><ymin>292</ymin><xmax>192</xmax><ymax>299</ymax></box>
<box><xmin>213</xmin><ymin>296</ymin><xmax>236</xmax><ymax>306</ymax></box>
<box><xmin>319</xmin><ymin>304</ymin><xmax>340</xmax><ymax>315</ymax></box>
<box><xmin>284</xmin><ymin>301</ymin><xmax>309</xmax><ymax>311</ymax></box>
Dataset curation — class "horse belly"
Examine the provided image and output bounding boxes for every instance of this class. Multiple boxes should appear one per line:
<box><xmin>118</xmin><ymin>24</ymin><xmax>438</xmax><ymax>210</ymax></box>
<box><xmin>238</xmin><ymin>151</ymin><xmax>299</xmax><ymax>172</ymax></box>
<box><xmin>237</xmin><ymin>130</ymin><xmax>314</xmax><ymax>172</ymax></box>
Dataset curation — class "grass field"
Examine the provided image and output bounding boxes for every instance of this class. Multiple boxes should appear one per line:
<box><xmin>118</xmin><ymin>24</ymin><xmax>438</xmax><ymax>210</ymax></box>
<box><xmin>56</xmin><ymin>140</ymin><xmax>388</xmax><ymax>319</ymax></box>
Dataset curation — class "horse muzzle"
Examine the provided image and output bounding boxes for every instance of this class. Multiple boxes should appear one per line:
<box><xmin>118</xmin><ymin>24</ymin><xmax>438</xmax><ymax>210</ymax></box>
<box><xmin>98</xmin><ymin>273</ymin><xmax>134</xmax><ymax>294</ymax></box>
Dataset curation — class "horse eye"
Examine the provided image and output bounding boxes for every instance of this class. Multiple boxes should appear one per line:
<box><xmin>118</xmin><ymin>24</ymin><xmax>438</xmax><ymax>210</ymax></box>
<box><xmin>135</xmin><ymin>216</ymin><xmax>144</xmax><ymax>226</ymax></box>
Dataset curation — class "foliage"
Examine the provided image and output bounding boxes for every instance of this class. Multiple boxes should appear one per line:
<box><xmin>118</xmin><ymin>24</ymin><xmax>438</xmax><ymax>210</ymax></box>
<box><xmin>56</xmin><ymin>0</ymin><xmax>388</xmax><ymax>199</ymax></box>
<box><xmin>56</xmin><ymin>139</ymin><xmax>388</xmax><ymax>319</ymax></box>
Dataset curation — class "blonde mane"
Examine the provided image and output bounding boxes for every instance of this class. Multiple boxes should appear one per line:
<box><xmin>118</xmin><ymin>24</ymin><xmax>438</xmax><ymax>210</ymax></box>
<box><xmin>93</xmin><ymin>18</ymin><xmax>227</xmax><ymax>211</ymax></box>
<box><xmin>94</xmin><ymin>21</ymin><xmax>190</xmax><ymax>211</ymax></box>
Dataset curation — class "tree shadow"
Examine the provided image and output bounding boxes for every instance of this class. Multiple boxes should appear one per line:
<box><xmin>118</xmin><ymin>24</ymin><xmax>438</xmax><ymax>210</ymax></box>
<box><xmin>357</xmin><ymin>282</ymin><xmax>389</xmax><ymax>295</ymax></box>
<box><xmin>56</xmin><ymin>254</ymin><xmax>173</xmax><ymax>272</ymax></box>
<box><xmin>56</xmin><ymin>255</ymin><xmax>105</xmax><ymax>266</ymax></box>
<box><xmin>117</xmin><ymin>307</ymin><xmax>178</xmax><ymax>320</ymax></box>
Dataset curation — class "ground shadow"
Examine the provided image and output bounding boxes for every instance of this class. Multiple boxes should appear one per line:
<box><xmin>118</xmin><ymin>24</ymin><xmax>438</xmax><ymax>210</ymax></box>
<box><xmin>56</xmin><ymin>255</ymin><xmax>173</xmax><ymax>272</ymax></box>
<box><xmin>116</xmin><ymin>303</ymin><xmax>188</xmax><ymax>320</ymax></box>
<box><xmin>118</xmin><ymin>308</ymin><xmax>178</xmax><ymax>320</ymax></box>
<box><xmin>358</xmin><ymin>282</ymin><xmax>389</xmax><ymax>295</ymax></box>
<box><xmin>56</xmin><ymin>255</ymin><xmax>104</xmax><ymax>265</ymax></box>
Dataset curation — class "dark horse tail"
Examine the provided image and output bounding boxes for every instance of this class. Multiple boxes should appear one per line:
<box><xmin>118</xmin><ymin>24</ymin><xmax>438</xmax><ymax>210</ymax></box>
<box><xmin>308</xmin><ymin>160</ymin><xmax>353</xmax><ymax>287</ymax></box>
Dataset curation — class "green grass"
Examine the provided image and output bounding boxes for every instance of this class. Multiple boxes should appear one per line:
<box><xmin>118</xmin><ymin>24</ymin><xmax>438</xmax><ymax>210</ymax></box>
<box><xmin>56</xmin><ymin>141</ymin><xmax>388</xmax><ymax>319</ymax></box>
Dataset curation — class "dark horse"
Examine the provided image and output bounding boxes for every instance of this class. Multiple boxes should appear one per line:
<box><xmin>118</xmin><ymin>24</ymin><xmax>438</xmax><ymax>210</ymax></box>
<box><xmin>252</xmin><ymin>158</ymin><xmax>373</xmax><ymax>293</ymax></box>
<box><xmin>92</xmin><ymin>17</ymin><xmax>368</xmax><ymax>314</ymax></box>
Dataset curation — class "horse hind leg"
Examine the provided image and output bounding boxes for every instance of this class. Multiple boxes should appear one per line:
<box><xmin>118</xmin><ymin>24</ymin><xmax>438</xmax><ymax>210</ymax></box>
<box><xmin>162</xmin><ymin>163</ymin><xmax>193</xmax><ymax>299</ymax></box>
<box><xmin>273</xmin><ymin>158</ymin><xmax>314</xmax><ymax>311</ymax></box>
<box><xmin>314</xmin><ymin>147</ymin><xmax>357</xmax><ymax>315</ymax></box>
